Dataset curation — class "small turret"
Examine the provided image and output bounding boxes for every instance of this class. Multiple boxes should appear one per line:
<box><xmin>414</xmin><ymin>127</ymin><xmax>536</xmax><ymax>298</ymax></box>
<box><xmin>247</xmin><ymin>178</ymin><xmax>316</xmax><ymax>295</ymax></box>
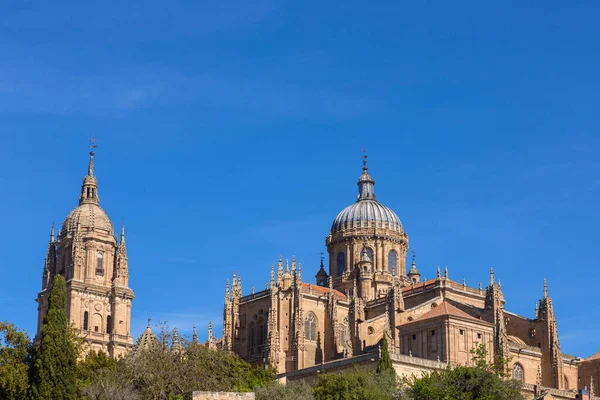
<box><xmin>407</xmin><ymin>252</ymin><xmax>420</xmax><ymax>283</ymax></box>
<box><xmin>358</xmin><ymin>247</ymin><xmax>374</xmax><ymax>300</ymax></box>
<box><xmin>315</xmin><ymin>254</ymin><xmax>328</xmax><ymax>287</ymax></box>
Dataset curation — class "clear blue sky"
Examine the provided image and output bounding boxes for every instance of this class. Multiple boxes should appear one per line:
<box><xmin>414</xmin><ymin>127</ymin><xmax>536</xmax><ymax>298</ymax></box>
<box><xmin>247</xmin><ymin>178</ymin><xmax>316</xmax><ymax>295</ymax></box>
<box><xmin>1</xmin><ymin>1</ymin><xmax>599</xmax><ymax>357</ymax></box>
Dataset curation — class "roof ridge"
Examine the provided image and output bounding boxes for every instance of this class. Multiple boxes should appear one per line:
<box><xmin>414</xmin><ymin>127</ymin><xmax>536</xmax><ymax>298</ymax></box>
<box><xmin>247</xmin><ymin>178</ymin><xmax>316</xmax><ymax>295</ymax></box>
<box><xmin>415</xmin><ymin>300</ymin><xmax>480</xmax><ymax>322</ymax></box>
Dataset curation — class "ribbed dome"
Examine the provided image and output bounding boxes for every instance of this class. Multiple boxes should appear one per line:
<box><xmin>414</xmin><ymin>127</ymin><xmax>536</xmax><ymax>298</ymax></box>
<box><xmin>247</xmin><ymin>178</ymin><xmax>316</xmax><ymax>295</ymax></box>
<box><xmin>61</xmin><ymin>203</ymin><xmax>114</xmax><ymax>235</ymax></box>
<box><xmin>331</xmin><ymin>199</ymin><xmax>403</xmax><ymax>233</ymax></box>
<box><xmin>330</xmin><ymin>156</ymin><xmax>403</xmax><ymax>234</ymax></box>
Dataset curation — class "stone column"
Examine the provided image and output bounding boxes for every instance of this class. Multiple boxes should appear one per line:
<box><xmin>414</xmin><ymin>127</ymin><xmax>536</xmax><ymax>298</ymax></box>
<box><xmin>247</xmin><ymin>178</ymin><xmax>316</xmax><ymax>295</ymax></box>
<box><xmin>345</xmin><ymin>243</ymin><xmax>351</xmax><ymax>273</ymax></box>
<box><xmin>382</xmin><ymin>241</ymin><xmax>388</xmax><ymax>272</ymax></box>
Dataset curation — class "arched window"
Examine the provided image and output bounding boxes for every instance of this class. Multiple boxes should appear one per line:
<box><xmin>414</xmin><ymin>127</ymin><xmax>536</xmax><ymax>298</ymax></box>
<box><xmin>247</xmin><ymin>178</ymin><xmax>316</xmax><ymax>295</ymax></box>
<box><xmin>83</xmin><ymin>311</ymin><xmax>89</xmax><ymax>331</ymax></box>
<box><xmin>564</xmin><ymin>376</ymin><xmax>569</xmax><ymax>390</ymax></box>
<box><xmin>512</xmin><ymin>363</ymin><xmax>524</xmax><ymax>382</ymax></box>
<box><xmin>248</xmin><ymin>322</ymin><xmax>256</xmax><ymax>352</ymax></box>
<box><xmin>336</xmin><ymin>252</ymin><xmax>345</xmax><ymax>276</ymax></box>
<box><xmin>257</xmin><ymin>318</ymin><xmax>266</xmax><ymax>348</ymax></box>
<box><xmin>92</xmin><ymin>313</ymin><xmax>102</xmax><ymax>333</ymax></box>
<box><xmin>96</xmin><ymin>253</ymin><xmax>104</xmax><ymax>276</ymax></box>
<box><xmin>106</xmin><ymin>315</ymin><xmax>112</xmax><ymax>334</ymax></box>
<box><xmin>304</xmin><ymin>313</ymin><xmax>317</xmax><ymax>342</ymax></box>
<box><xmin>388</xmin><ymin>250</ymin><xmax>397</xmax><ymax>274</ymax></box>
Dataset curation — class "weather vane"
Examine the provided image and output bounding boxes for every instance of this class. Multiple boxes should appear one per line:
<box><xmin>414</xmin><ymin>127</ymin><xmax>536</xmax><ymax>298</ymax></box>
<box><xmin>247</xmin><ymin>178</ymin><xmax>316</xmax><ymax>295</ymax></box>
<box><xmin>90</xmin><ymin>136</ymin><xmax>98</xmax><ymax>153</ymax></box>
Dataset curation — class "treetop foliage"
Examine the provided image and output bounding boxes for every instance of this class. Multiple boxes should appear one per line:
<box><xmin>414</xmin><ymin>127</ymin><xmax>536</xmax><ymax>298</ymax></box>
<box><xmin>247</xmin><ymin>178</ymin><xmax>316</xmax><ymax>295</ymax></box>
<box><xmin>29</xmin><ymin>275</ymin><xmax>79</xmax><ymax>400</ymax></box>
<box><xmin>0</xmin><ymin>322</ymin><xmax>31</xmax><ymax>400</ymax></box>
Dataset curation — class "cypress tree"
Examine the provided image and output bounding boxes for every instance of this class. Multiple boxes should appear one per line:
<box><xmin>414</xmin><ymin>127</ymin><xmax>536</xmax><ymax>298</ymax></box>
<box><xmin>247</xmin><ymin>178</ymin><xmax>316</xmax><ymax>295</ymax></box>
<box><xmin>29</xmin><ymin>275</ymin><xmax>78</xmax><ymax>400</ymax></box>
<box><xmin>377</xmin><ymin>335</ymin><xmax>393</xmax><ymax>374</ymax></box>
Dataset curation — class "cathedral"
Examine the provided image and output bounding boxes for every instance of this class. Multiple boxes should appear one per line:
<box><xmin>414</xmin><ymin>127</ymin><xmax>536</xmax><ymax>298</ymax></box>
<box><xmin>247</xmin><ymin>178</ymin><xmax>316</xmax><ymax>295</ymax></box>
<box><xmin>222</xmin><ymin>156</ymin><xmax>600</xmax><ymax>396</ymax></box>
<box><xmin>36</xmin><ymin>145</ymin><xmax>134</xmax><ymax>358</ymax></box>
<box><xmin>34</xmin><ymin>146</ymin><xmax>600</xmax><ymax>397</ymax></box>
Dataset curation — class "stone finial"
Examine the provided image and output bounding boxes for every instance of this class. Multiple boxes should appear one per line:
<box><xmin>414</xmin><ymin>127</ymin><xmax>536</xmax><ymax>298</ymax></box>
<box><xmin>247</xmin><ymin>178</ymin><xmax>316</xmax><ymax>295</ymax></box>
<box><xmin>444</xmin><ymin>266</ymin><xmax>448</xmax><ymax>279</ymax></box>
<box><xmin>291</xmin><ymin>256</ymin><xmax>296</xmax><ymax>273</ymax></box>
<box><xmin>437</xmin><ymin>266</ymin><xmax>441</xmax><ymax>279</ymax></box>
<box><xmin>120</xmin><ymin>223</ymin><xmax>126</xmax><ymax>245</ymax></box>
<box><xmin>285</xmin><ymin>259</ymin><xmax>289</xmax><ymax>273</ymax></box>
<box><xmin>224</xmin><ymin>279</ymin><xmax>230</xmax><ymax>303</ymax></box>
<box><xmin>270</xmin><ymin>264</ymin><xmax>275</xmax><ymax>288</ymax></box>
<box><xmin>543</xmin><ymin>278</ymin><xmax>548</xmax><ymax>298</ymax></box>
<box><xmin>50</xmin><ymin>223</ymin><xmax>55</xmax><ymax>243</ymax></box>
<box><xmin>277</xmin><ymin>255</ymin><xmax>284</xmax><ymax>278</ymax></box>
<box><xmin>535</xmin><ymin>301</ymin><xmax>539</xmax><ymax>318</ymax></box>
<box><xmin>251</xmin><ymin>286</ymin><xmax>255</xmax><ymax>295</ymax></box>
<box><xmin>490</xmin><ymin>268</ymin><xmax>495</xmax><ymax>286</ymax></box>
<box><xmin>297</xmin><ymin>263</ymin><xmax>302</xmax><ymax>283</ymax></box>
<box><xmin>360</xmin><ymin>247</ymin><xmax>370</xmax><ymax>262</ymax></box>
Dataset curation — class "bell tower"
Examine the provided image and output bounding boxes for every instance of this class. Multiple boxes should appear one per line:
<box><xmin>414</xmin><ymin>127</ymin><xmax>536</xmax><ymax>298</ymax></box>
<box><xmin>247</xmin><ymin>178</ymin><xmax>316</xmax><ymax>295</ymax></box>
<box><xmin>36</xmin><ymin>141</ymin><xmax>134</xmax><ymax>358</ymax></box>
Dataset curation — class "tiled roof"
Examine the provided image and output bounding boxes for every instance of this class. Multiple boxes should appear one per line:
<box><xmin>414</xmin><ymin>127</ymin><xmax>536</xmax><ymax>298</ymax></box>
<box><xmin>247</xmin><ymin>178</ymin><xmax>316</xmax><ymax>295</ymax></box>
<box><xmin>586</xmin><ymin>350</ymin><xmax>600</xmax><ymax>361</ymax></box>
<box><xmin>301</xmin><ymin>283</ymin><xmax>347</xmax><ymax>299</ymax></box>
<box><xmin>402</xmin><ymin>278</ymin><xmax>438</xmax><ymax>293</ymax></box>
<box><xmin>414</xmin><ymin>301</ymin><xmax>481</xmax><ymax>323</ymax></box>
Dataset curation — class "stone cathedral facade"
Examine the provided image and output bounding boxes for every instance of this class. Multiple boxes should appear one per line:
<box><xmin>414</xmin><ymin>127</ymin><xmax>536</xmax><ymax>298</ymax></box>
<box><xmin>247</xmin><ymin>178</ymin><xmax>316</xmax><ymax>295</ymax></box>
<box><xmin>223</xmin><ymin>158</ymin><xmax>600</xmax><ymax>396</ymax></box>
<box><xmin>36</xmin><ymin>148</ymin><xmax>134</xmax><ymax>358</ymax></box>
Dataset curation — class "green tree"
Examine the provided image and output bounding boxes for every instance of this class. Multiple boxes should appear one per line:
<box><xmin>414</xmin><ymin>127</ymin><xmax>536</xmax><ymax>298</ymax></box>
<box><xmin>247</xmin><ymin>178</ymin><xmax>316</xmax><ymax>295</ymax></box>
<box><xmin>29</xmin><ymin>275</ymin><xmax>78</xmax><ymax>400</ymax></box>
<box><xmin>377</xmin><ymin>335</ymin><xmax>393</xmax><ymax>374</ymax></box>
<box><xmin>77</xmin><ymin>350</ymin><xmax>119</xmax><ymax>392</ymax></box>
<box><xmin>255</xmin><ymin>380</ymin><xmax>314</xmax><ymax>400</ymax></box>
<box><xmin>313</xmin><ymin>368</ymin><xmax>398</xmax><ymax>400</ymax></box>
<box><xmin>405</xmin><ymin>343</ymin><xmax>523</xmax><ymax>400</ymax></box>
<box><xmin>114</xmin><ymin>325</ymin><xmax>276</xmax><ymax>400</ymax></box>
<box><xmin>0</xmin><ymin>322</ymin><xmax>31</xmax><ymax>400</ymax></box>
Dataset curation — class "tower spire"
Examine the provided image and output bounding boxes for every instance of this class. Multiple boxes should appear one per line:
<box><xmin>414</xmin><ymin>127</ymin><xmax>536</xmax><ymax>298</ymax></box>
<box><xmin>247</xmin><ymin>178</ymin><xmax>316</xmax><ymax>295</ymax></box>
<box><xmin>79</xmin><ymin>137</ymin><xmax>100</xmax><ymax>205</ymax></box>
<box><xmin>543</xmin><ymin>278</ymin><xmax>548</xmax><ymax>298</ymax></box>
<box><xmin>50</xmin><ymin>223</ymin><xmax>55</xmax><ymax>243</ymax></box>
<box><xmin>88</xmin><ymin>137</ymin><xmax>97</xmax><ymax>176</ymax></box>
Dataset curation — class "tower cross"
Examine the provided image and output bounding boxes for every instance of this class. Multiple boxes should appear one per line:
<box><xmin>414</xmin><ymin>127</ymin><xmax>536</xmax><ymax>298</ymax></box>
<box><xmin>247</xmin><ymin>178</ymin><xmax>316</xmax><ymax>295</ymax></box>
<box><xmin>362</xmin><ymin>148</ymin><xmax>368</xmax><ymax>169</ymax></box>
<box><xmin>90</xmin><ymin>136</ymin><xmax>98</xmax><ymax>153</ymax></box>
